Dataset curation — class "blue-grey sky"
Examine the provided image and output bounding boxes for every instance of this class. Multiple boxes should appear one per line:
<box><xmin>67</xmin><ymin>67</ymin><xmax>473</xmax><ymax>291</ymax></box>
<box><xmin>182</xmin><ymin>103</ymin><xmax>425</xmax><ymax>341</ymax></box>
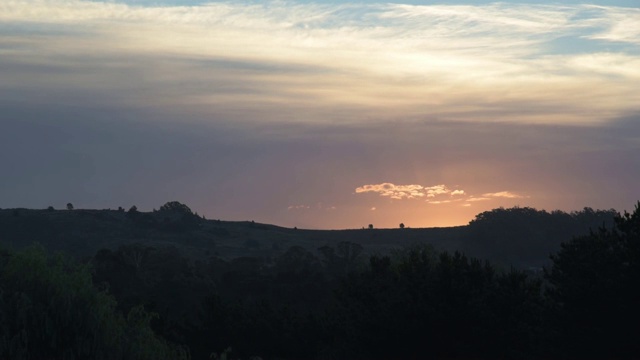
<box><xmin>1</xmin><ymin>0</ymin><xmax>639</xmax><ymax>228</ymax></box>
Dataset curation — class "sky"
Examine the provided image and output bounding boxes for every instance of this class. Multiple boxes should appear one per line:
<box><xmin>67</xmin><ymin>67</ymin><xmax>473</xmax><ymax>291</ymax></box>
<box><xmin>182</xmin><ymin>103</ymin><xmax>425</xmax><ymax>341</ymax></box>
<box><xmin>1</xmin><ymin>0</ymin><xmax>639</xmax><ymax>229</ymax></box>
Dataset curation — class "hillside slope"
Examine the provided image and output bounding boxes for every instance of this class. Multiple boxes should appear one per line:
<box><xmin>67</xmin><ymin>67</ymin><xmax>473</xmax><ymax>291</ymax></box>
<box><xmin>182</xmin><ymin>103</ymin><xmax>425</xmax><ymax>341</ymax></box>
<box><xmin>0</xmin><ymin>203</ymin><xmax>617</xmax><ymax>268</ymax></box>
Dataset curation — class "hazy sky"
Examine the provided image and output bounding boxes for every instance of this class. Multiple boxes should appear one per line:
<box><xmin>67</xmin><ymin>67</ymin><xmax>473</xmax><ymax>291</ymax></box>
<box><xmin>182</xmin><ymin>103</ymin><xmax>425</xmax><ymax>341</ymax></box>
<box><xmin>1</xmin><ymin>0</ymin><xmax>639</xmax><ymax>228</ymax></box>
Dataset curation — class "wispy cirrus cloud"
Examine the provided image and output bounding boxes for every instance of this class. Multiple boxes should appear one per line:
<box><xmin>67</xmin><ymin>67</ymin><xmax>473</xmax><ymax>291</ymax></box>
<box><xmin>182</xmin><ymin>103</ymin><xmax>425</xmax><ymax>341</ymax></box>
<box><xmin>1</xmin><ymin>0</ymin><xmax>639</xmax><ymax>125</ymax></box>
<box><xmin>464</xmin><ymin>191</ymin><xmax>528</xmax><ymax>203</ymax></box>
<box><xmin>428</xmin><ymin>200</ymin><xmax>452</xmax><ymax>205</ymax></box>
<box><xmin>585</xmin><ymin>5</ymin><xmax>640</xmax><ymax>45</ymax></box>
<box><xmin>482</xmin><ymin>191</ymin><xmax>528</xmax><ymax>199</ymax></box>
<box><xmin>287</xmin><ymin>204</ymin><xmax>310</xmax><ymax>210</ymax></box>
<box><xmin>288</xmin><ymin>204</ymin><xmax>337</xmax><ymax>211</ymax></box>
<box><xmin>466</xmin><ymin>197</ymin><xmax>491</xmax><ymax>202</ymax></box>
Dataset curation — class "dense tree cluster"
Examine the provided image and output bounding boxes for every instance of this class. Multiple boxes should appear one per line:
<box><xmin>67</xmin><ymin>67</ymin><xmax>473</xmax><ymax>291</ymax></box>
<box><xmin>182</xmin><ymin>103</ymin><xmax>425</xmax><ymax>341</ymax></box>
<box><xmin>546</xmin><ymin>202</ymin><xmax>640</xmax><ymax>358</ymax></box>
<box><xmin>325</xmin><ymin>248</ymin><xmax>545</xmax><ymax>359</ymax></box>
<box><xmin>466</xmin><ymin>206</ymin><xmax>618</xmax><ymax>267</ymax></box>
<box><xmin>0</xmin><ymin>246</ymin><xmax>188</xmax><ymax>360</ymax></box>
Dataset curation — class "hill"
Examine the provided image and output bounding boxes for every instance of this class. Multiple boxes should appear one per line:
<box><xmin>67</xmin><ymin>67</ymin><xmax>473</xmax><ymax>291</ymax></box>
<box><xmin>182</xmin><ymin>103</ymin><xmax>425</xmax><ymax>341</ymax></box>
<box><xmin>0</xmin><ymin>202</ymin><xmax>617</xmax><ymax>268</ymax></box>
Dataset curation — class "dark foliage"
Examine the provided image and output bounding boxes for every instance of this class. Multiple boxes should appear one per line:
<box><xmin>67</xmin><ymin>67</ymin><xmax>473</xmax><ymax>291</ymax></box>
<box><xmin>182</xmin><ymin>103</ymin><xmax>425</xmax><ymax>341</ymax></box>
<box><xmin>466</xmin><ymin>206</ymin><xmax>617</xmax><ymax>267</ymax></box>
<box><xmin>324</xmin><ymin>247</ymin><xmax>544</xmax><ymax>359</ymax></box>
<box><xmin>546</xmin><ymin>201</ymin><xmax>640</xmax><ymax>358</ymax></box>
<box><xmin>0</xmin><ymin>245</ymin><xmax>188</xmax><ymax>360</ymax></box>
<box><xmin>159</xmin><ymin>201</ymin><xmax>193</xmax><ymax>215</ymax></box>
<box><xmin>0</xmin><ymin>202</ymin><xmax>637</xmax><ymax>359</ymax></box>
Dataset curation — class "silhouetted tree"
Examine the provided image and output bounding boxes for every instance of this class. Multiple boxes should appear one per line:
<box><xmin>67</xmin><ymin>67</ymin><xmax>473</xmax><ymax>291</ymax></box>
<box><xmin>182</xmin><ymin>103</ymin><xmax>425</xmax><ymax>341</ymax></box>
<box><xmin>368</xmin><ymin>224</ymin><xmax>373</xmax><ymax>230</ymax></box>
<box><xmin>466</xmin><ymin>206</ymin><xmax>617</xmax><ymax>267</ymax></box>
<box><xmin>399</xmin><ymin>223</ymin><xmax>405</xmax><ymax>229</ymax></box>
<box><xmin>546</xmin><ymin>202</ymin><xmax>640</xmax><ymax>358</ymax></box>
<box><xmin>159</xmin><ymin>201</ymin><xmax>192</xmax><ymax>215</ymax></box>
<box><xmin>66</xmin><ymin>203</ymin><xmax>74</xmax><ymax>210</ymax></box>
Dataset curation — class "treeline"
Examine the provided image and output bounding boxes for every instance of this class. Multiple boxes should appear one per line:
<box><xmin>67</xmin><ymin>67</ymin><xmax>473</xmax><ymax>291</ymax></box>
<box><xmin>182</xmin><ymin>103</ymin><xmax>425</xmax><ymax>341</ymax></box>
<box><xmin>0</xmin><ymin>203</ymin><xmax>638</xmax><ymax>359</ymax></box>
<box><xmin>465</xmin><ymin>206</ymin><xmax>617</xmax><ymax>267</ymax></box>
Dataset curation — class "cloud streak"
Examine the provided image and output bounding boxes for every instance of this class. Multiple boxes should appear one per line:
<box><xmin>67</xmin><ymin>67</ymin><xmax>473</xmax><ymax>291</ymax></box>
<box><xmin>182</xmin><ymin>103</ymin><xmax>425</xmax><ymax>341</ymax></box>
<box><xmin>288</xmin><ymin>204</ymin><xmax>310</xmax><ymax>210</ymax></box>
<box><xmin>356</xmin><ymin>182</ymin><xmax>529</xmax><ymax>207</ymax></box>
<box><xmin>1</xmin><ymin>0</ymin><xmax>639</xmax><ymax>126</ymax></box>
<box><xmin>482</xmin><ymin>191</ymin><xmax>528</xmax><ymax>199</ymax></box>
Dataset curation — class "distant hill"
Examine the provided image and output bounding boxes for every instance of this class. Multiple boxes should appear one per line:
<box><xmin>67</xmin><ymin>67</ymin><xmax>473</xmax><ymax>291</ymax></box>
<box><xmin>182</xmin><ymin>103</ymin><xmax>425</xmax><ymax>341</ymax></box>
<box><xmin>0</xmin><ymin>202</ymin><xmax>617</xmax><ymax>268</ymax></box>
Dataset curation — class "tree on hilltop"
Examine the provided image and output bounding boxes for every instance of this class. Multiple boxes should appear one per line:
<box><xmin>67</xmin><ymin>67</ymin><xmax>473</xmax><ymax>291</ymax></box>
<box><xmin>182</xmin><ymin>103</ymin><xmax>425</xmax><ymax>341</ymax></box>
<box><xmin>159</xmin><ymin>201</ymin><xmax>193</xmax><ymax>215</ymax></box>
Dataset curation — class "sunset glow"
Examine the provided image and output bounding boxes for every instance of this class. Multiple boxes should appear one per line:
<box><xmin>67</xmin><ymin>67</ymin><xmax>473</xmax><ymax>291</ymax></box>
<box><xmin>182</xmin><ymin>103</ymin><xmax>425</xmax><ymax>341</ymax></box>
<box><xmin>1</xmin><ymin>0</ymin><xmax>639</xmax><ymax>228</ymax></box>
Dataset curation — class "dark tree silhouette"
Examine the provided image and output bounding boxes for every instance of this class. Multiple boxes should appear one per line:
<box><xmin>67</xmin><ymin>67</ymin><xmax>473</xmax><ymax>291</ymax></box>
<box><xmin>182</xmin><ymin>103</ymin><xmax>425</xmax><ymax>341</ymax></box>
<box><xmin>546</xmin><ymin>202</ymin><xmax>640</xmax><ymax>358</ymax></box>
<box><xmin>466</xmin><ymin>206</ymin><xmax>617</xmax><ymax>267</ymax></box>
<box><xmin>159</xmin><ymin>201</ymin><xmax>192</xmax><ymax>215</ymax></box>
<box><xmin>66</xmin><ymin>203</ymin><xmax>74</xmax><ymax>210</ymax></box>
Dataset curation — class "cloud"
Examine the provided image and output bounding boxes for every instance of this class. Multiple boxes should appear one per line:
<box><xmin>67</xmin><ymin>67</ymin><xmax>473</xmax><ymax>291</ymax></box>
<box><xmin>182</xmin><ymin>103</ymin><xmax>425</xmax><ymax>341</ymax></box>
<box><xmin>288</xmin><ymin>205</ymin><xmax>310</xmax><ymax>210</ymax></box>
<box><xmin>289</xmin><ymin>203</ymin><xmax>338</xmax><ymax>211</ymax></box>
<box><xmin>482</xmin><ymin>191</ymin><xmax>527</xmax><ymax>199</ymax></box>
<box><xmin>466</xmin><ymin>197</ymin><xmax>491</xmax><ymax>202</ymax></box>
<box><xmin>356</xmin><ymin>183</ymin><xmax>527</xmax><ymax>204</ymax></box>
<box><xmin>356</xmin><ymin>183</ymin><xmax>464</xmax><ymax>200</ymax></box>
<box><xmin>1</xmin><ymin>1</ymin><xmax>639</xmax><ymax>126</ymax></box>
<box><xmin>465</xmin><ymin>191</ymin><xmax>527</xmax><ymax>201</ymax></box>
<box><xmin>428</xmin><ymin>200</ymin><xmax>452</xmax><ymax>205</ymax></box>
<box><xmin>425</xmin><ymin>185</ymin><xmax>449</xmax><ymax>197</ymax></box>
<box><xmin>585</xmin><ymin>6</ymin><xmax>640</xmax><ymax>45</ymax></box>
<box><xmin>356</xmin><ymin>183</ymin><xmax>425</xmax><ymax>199</ymax></box>
<box><xmin>463</xmin><ymin>191</ymin><xmax>527</xmax><ymax>203</ymax></box>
